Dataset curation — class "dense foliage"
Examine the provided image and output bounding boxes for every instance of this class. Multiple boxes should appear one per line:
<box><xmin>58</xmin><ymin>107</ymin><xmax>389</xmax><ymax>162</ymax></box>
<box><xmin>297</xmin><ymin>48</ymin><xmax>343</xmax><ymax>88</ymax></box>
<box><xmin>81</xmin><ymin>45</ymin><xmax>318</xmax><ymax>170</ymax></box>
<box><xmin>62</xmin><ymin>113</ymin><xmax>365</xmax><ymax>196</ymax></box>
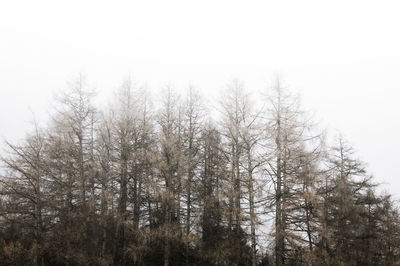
<box><xmin>1</xmin><ymin>77</ymin><xmax>399</xmax><ymax>266</ymax></box>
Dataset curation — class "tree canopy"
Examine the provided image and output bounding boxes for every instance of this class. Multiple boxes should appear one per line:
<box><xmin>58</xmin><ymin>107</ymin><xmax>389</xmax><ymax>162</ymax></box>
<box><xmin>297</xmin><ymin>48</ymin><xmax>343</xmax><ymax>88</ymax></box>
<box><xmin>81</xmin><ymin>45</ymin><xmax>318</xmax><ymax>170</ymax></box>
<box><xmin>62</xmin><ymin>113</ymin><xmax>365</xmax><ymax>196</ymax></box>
<box><xmin>1</xmin><ymin>77</ymin><xmax>399</xmax><ymax>266</ymax></box>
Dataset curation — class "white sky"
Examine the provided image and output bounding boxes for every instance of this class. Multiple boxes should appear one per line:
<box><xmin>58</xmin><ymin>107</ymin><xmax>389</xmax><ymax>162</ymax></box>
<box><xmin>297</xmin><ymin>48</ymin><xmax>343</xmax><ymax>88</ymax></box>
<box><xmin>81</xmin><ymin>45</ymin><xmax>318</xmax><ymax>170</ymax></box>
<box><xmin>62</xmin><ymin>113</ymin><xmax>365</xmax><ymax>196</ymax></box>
<box><xmin>0</xmin><ymin>0</ymin><xmax>399</xmax><ymax>196</ymax></box>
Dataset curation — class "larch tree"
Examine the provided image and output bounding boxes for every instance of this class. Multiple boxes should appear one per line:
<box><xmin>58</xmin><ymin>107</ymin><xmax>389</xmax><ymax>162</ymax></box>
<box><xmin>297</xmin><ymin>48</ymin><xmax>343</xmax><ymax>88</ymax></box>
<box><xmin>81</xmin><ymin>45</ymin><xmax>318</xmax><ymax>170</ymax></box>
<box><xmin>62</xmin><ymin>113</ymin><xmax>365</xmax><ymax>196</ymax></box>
<box><xmin>1</xmin><ymin>124</ymin><xmax>47</xmax><ymax>266</ymax></box>
<box><xmin>219</xmin><ymin>79</ymin><xmax>255</xmax><ymax>265</ymax></box>
<box><xmin>51</xmin><ymin>75</ymin><xmax>97</xmax><ymax>263</ymax></box>
<box><xmin>157</xmin><ymin>86</ymin><xmax>184</xmax><ymax>266</ymax></box>
<box><xmin>262</xmin><ymin>78</ymin><xmax>323</xmax><ymax>265</ymax></box>
<box><xmin>181</xmin><ymin>87</ymin><xmax>203</xmax><ymax>265</ymax></box>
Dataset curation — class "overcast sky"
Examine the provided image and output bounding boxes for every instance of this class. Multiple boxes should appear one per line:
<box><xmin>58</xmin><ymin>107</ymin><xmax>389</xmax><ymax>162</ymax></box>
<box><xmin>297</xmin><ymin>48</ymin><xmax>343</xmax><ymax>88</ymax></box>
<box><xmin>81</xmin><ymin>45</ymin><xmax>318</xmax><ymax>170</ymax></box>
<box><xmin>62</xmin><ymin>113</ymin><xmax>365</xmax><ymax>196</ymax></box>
<box><xmin>0</xmin><ymin>0</ymin><xmax>399</xmax><ymax>196</ymax></box>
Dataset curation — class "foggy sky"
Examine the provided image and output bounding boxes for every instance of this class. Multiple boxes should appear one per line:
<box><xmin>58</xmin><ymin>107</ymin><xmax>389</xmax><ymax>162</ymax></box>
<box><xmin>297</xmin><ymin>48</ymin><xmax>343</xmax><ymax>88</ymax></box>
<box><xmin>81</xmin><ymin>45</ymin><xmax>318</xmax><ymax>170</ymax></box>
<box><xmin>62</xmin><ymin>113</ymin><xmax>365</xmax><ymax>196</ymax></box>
<box><xmin>1</xmin><ymin>0</ymin><xmax>399</xmax><ymax>196</ymax></box>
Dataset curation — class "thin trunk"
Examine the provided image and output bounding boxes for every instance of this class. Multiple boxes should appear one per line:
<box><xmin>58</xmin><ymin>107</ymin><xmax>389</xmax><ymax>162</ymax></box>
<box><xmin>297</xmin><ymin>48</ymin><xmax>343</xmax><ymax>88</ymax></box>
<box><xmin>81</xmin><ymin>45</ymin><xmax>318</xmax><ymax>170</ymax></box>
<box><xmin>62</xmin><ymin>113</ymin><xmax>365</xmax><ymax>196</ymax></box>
<box><xmin>248</xmin><ymin>146</ymin><xmax>257</xmax><ymax>266</ymax></box>
<box><xmin>116</xmin><ymin>141</ymin><xmax>128</xmax><ymax>263</ymax></box>
<box><xmin>164</xmin><ymin>198</ymin><xmax>170</xmax><ymax>266</ymax></box>
<box><xmin>133</xmin><ymin>169</ymin><xmax>140</xmax><ymax>231</ymax></box>
<box><xmin>186</xmin><ymin>124</ymin><xmax>193</xmax><ymax>266</ymax></box>
<box><xmin>34</xmin><ymin>172</ymin><xmax>43</xmax><ymax>266</ymax></box>
<box><xmin>228</xmin><ymin>144</ymin><xmax>234</xmax><ymax>230</ymax></box>
<box><xmin>235</xmin><ymin>144</ymin><xmax>241</xmax><ymax>231</ymax></box>
<box><xmin>101</xmin><ymin>176</ymin><xmax>107</xmax><ymax>258</ymax></box>
<box><xmin>275</xmin><ymin>115</ymin><xmax>284</xmax><ymax>266</ymax></box>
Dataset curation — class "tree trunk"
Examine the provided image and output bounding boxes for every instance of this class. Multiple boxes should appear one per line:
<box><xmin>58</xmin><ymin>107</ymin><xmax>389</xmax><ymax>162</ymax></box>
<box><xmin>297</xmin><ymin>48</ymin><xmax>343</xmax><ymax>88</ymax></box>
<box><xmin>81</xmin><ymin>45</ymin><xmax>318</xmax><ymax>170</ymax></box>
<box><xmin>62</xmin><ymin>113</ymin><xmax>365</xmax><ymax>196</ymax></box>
<box><xmin>248</xmin><ymin>147</ymin><xmax>257</xmax><ymax>266</ymax></box>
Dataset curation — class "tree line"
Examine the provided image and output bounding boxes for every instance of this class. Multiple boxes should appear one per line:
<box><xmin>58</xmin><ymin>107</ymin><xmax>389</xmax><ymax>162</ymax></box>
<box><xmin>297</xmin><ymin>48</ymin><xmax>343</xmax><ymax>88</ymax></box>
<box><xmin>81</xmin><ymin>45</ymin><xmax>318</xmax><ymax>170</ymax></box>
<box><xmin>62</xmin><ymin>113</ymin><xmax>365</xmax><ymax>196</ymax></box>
<box><xmin>1</xmin><ymin>77</ymin><xmax>399</xmax><ymax>265</ymax></box>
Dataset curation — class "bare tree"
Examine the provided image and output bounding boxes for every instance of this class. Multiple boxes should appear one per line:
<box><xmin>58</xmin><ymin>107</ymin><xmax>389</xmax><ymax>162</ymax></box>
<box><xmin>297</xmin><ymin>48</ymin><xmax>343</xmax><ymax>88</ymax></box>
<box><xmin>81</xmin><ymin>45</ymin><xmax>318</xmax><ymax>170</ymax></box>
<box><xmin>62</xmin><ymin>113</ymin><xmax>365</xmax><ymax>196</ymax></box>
<box><xmin>157</xmin><ymin>86</ymin><xmax>184</xmax><ymax>266</ymax></box>
<box><xmin>263</xmin><ymin>78</ymin><xmax>322</xmax><ymax>265</ymax></box>
<box><xmin>1</xmin><ymin>124</ymin><xmax>47</xmax><ymax>266</ymax></box>
<box><xmin>181</xmin><ymin>86</ymin><xmax>203</xmax><ymax>265</ymax></box>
